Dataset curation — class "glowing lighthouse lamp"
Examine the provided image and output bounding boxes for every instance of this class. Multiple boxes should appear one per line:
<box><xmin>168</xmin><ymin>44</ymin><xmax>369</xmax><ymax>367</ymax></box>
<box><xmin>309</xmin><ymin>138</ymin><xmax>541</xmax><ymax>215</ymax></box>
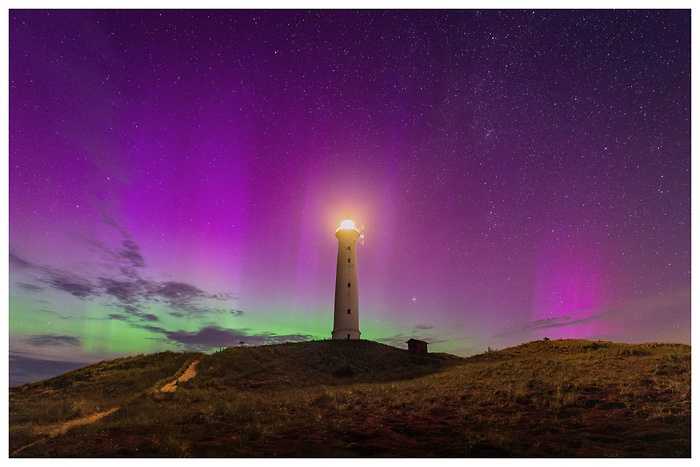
<box><xmin>332</xmin><ymin>219</ymin><xmax>363</xmax><ymax>340</ymax></box>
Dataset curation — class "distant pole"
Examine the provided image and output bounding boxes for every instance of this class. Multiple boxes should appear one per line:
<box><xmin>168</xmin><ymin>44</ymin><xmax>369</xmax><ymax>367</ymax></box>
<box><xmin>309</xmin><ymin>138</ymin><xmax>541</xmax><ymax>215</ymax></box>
<box><xmin>332</xmin><ymin>219</ymin><xmax>361</xmax><ymax>340</ymax></box>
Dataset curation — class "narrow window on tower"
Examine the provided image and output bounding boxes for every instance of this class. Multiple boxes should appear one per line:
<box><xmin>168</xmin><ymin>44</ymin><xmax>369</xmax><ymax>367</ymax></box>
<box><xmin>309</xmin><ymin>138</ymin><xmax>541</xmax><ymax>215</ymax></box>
<box><xmin>347</xmin><ymin>246</ymin><xmax>351</xmax><ymax>251</ymax></box>
<box><xmin>348</xmin><ymin>282</ymin><xmax>351</xmax><ymax>287</ymax></box>
<box><xmin>347</xmin><ymin>309</ymin><xmax>351</xmax><ymax>314</ymax></box>
<box><xmin>347</xmin><ymin>334</ymin><xmax>350</xmax><ymax>339</ymax></box>
<box><xmin>347</xmin><ymin>258</ymin><xmax>351</xmax><ymax>263</ymax></box>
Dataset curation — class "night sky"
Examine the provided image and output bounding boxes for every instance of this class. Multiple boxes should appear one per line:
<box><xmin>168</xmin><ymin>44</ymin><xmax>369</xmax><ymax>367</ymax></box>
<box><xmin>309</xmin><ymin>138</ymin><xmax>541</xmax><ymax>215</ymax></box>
<box><xmin>8</xmin><ymin>9</ymin><xmax>691</xmax><ymax>385</ymax></box>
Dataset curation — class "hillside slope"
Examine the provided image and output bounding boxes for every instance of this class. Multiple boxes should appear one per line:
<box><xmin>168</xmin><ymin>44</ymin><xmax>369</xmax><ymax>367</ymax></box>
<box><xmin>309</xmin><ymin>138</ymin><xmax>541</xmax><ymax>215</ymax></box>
<box><xmin>9</xmin><ymin>339</ymin><xmax>690</xmax><ymax>457</ymax></box>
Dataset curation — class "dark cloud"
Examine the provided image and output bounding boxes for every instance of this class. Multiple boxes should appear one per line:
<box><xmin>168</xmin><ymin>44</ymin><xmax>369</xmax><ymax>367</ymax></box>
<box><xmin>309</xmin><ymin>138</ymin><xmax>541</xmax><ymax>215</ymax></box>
<box><xmin>494</xmin><ymin>287</ymin><xmax>691</xmax><ymax>339</ymax></box>
<box><xmin>142</xmin><ymin>324</ymin><xmax>169</xmax><ymax>334</ymax></box>
<box><xmin>495</xmin><ymin>315</ymin><xmax>577</xmax><ymax>337</ymax></box>
<box><xmin>46</xmin><ymin>274</ymin><xmax>97</xmax><ymax>298</ymax></box>
<box><xmin>157</xmin><ymin>281</ymin><xmax>206</xmax><ymax>301</ymax></box>
<box><xmin>99</xmin><ymin>277</ymin><xmax>143</xmax><ymax>303</ymax></box>
<box><xmin>167</xmin><ymin>307</ymin><xmax>244</xmax><ymax>318</ymax></box>
<box><xmin>161</xmin><ymin>325</ymin><xmax>311</xmax><ymax>351</ymax></box>
<box><xmin>97</xmin><ymin>275</ymin><xmax>236</xmax><ymax>319</ymax></box>
<box><xmin>10</xmin><ymin>219</ymin><xmax>241</xmax><ymax>327</ymax></box>
<box><xmin>212</xmin><ymin>292</ymin><xmax>235</xmax><ymax>300</ymax></box>
<box><xmin>100</xmin><ymin>212</ymin><xmax>146</xmax><ymax>275</ymax></box>
<box><xmin>120</xmin><ymin>239</ymin><xmax>145</xmax><ymax>268</ymax></box>
<box><xmin>257</xmin><ymin>333</ymin><xmax>311</xmax><ymax>345</ymax></box>
<box><xmin>376</xmin><ymin>334</ymin><xmax>416</xmax><ymax>349</ymax></box>
<box><xmin>10</xmin><ymin>252</ymin><xmax>99</xmax><ymax>299</ymax></box>
<box><xmin>16</xmin><ymin>282</ymin><xmax>44</xmax><ymax>292</ymax></box>
<box><xmin>148</xmin><ymin>281</ymin><xmax>240</xmax><ymax>316</ymax></box>
<box><xmin>9</xmin><ymin>252</ymin><xmax>34</xmax><ymax>269</ymax></box>
<box><xmin>27</xmin><ymin>334</ymin><xmax>82</xmax><ymax>347</ymax></box>
<box><xmin>121</xmin><ymin>304</ymin><xmax>142</xmax><ymax>315</ymax></box>
<box><xmin>107</xmin><ymin>304</ymin><xmax>160</xmax><ymax>323</ymax></box>
<box><xmin>165</xmin><ymin>326</ymin><xmax>248</xmax><ymax>348</ymax></box>
<box><xmin>377</xmin><ymin>330</ymin><xmax>449</xmax><ymax>350</ymax></box>
<box><xmin>108</xmin><ymin>313</ymin><xmax>129</xmax><ymax>321</ymax></box>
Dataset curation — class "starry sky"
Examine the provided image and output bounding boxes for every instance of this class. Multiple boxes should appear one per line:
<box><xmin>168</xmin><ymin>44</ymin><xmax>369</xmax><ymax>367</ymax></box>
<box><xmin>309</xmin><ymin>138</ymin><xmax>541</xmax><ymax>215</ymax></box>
<box><xmin>8</xmin><ymin>9</ymin><xmax>691</xmax><ymax>385</ymax></box>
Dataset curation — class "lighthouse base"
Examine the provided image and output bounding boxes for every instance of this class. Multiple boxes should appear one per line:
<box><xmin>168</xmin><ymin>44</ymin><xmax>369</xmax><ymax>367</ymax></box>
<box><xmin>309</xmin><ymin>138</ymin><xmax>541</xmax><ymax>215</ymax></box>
<box><xmin>331</xmin><ymin>330</ymin><xmax>361</xmax><ymax>340</ymax></box>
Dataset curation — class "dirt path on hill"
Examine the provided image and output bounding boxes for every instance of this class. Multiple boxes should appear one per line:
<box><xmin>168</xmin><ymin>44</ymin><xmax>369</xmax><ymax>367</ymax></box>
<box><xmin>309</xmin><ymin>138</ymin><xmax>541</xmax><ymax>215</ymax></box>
<box><xmin>37</xmin><ymin>408</ymin><xmax>120</xmax><ymax>438</ymax></box>
<box><xmin>13</xmin><ymin>359</ymin><xmax>201</xmax><ymax>456</ymax></box>
<box><xmin>160</xmin><ymin>359</ymin><xmax>200</xmax><ymax>393</ymax></box>
<box><xmin>11</xmin><ymin>408</ymin><xmax>120</xmax><ymax>456</ymax></box>
<box><xmin>12</xmin><ymin>358</ymin><xmax>202</xmax><ymax>456</ymax></box>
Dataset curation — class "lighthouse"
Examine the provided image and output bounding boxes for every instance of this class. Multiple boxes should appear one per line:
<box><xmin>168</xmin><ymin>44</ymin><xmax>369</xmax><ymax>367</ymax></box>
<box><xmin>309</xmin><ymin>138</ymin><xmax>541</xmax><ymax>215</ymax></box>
<box><xmin>332</xmin><ymin>219</ymin><xmax>361</xmax><ymax>340</ymax></box>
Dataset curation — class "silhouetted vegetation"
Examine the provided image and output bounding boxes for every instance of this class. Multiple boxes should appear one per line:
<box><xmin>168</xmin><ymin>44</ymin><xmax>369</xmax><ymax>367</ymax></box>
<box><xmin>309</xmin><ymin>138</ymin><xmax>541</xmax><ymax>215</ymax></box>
<box><xmin>9</xmin><ymin>339</ymin><xmax>690</xmax><ymax>457</ymax></box>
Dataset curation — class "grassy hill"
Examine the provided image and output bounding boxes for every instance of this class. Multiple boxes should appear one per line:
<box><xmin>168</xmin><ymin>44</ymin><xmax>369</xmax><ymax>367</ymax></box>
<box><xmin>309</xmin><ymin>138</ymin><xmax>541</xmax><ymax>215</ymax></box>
<box><xmin>9</xmin><ymin>339</ymin><xmax>690</xmax><ymax>457</ymax></box>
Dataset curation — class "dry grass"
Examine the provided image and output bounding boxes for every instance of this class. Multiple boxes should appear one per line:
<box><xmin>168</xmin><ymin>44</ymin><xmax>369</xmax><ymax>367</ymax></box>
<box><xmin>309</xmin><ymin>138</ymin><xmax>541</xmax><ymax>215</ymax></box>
<box><xmin>9</xmin><ymin>339</ymin><xmax>690</xmax><ymax>457</ymax></box>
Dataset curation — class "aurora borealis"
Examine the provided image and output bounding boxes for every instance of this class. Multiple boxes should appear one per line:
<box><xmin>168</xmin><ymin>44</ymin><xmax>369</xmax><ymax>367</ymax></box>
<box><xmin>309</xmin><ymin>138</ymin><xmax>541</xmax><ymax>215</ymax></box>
<box><xmin>8</xmin><ymin>9</ymin><xmax>691</xmax><ymax>385</ymax></box>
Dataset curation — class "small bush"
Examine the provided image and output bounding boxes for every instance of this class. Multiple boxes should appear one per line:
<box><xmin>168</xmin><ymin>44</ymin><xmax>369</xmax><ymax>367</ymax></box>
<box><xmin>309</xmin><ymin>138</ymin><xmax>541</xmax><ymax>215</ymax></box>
<box><xmin>333</xmin><ymin>365</ymin><xmax>355</xmax><ymax>378</ymax></box>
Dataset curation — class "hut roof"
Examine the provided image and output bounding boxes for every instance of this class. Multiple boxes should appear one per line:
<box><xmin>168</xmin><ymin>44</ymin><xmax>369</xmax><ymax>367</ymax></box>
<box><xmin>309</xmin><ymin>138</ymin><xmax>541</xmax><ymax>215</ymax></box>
<box><xmin>406</xmin><ymin>338</ymin><xmax>428</xmax><ymax>345</ymax></box>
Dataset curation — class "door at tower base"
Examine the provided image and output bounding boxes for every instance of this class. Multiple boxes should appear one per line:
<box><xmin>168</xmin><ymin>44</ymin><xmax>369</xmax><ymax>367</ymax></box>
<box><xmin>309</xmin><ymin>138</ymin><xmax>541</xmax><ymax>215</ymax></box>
<box><xmin>332</xmin><ymin>219</ymin><xmax>361</xmax><ymax>340</ymax></box>
<box><xmin>332</xmin><ymin>329</ymin><xmax>361</xmax><ymax>340</ymax></box>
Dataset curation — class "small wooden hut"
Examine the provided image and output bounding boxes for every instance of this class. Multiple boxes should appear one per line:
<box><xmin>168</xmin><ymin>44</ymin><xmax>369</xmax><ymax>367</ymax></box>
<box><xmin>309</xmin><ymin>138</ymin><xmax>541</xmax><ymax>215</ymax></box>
<box><xmin>406</xmin><ymin>338</ymin><xmax>428</xmax><ymax>354</ymax></box>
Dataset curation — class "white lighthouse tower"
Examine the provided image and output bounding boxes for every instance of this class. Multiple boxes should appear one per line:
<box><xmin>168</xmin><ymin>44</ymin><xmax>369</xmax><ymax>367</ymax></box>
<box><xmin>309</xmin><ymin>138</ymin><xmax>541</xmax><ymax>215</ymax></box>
<box><xmin>332</xmin><ymin>219</ymin><xmax>361</xmax><ymax>340</ymax></box>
